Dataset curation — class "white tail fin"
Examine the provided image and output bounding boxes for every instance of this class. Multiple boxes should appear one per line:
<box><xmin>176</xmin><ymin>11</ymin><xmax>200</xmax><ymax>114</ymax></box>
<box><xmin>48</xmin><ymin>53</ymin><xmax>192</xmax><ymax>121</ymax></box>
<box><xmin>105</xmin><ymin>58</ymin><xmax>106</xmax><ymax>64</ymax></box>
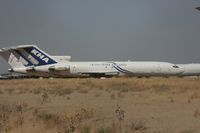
<box><xmin>12</xmin><ymin>45</ymin><xmax>57</xmax><ymax>66</ymax></box>
<box><xmin>0</xmin><ymin>45</ymin><xmax>58</xmax><ymax>68</ymax></box>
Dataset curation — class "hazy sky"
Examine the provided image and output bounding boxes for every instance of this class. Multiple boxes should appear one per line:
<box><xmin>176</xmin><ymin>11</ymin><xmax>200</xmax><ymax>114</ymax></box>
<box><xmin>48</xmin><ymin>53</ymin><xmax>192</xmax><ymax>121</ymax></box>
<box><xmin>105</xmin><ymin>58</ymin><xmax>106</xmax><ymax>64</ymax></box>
<box><xmin>0</xmin><ymin>0</ymin><xmax>200</xmax><ymax>73</ymax></box>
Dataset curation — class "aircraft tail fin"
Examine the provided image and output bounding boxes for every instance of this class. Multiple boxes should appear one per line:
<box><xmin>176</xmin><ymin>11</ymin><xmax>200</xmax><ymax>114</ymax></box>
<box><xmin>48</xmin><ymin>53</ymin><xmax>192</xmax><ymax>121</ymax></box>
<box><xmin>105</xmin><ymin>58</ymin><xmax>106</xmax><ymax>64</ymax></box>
<box><xmin>0</xmin><ymin>45</ymin><xmax>57</xmax><ymax>67</ymax></box>
<box><xmin>16</xmin><ymin>45</ymin><xmax>57</xmax><ymax>66</ymax></box>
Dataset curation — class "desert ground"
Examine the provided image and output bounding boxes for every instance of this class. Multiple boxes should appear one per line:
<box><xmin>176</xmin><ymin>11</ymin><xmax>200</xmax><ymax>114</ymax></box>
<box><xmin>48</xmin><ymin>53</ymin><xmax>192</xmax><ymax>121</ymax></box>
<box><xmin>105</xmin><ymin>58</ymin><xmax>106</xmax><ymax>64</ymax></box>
<box><xmin>0</xmin><ymin>77</ymin><xmax>200</xmax><ymax>133</ymax></box>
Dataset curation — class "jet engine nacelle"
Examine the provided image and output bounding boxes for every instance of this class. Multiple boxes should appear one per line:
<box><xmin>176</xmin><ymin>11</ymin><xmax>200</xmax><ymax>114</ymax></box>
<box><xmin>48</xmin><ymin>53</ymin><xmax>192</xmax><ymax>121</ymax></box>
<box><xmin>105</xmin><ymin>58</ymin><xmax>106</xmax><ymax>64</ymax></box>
<box><xmin>48</xmin><ymin>65</ymin><xmax>70</xmax><ymax>71</ymax></box>
<box><xmin>11</xmin><ymin>68</ymin><xmax>27</xmax><ymax>73</ymax></box>
<box><xmin>26</xmin><ymin>67</ymin><xmax>35</xmax><ymax>71</ymax></box>
<box><xmin>14</xmin><ymin>65</ymin><xmax>71</xmax><ymax>72</ymax></box>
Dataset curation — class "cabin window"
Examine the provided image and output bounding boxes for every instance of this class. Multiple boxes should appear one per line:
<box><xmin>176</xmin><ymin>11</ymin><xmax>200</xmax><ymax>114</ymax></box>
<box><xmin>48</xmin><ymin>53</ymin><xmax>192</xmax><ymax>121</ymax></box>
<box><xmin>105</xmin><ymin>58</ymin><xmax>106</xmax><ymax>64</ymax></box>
<box><xmin>173</xmin><ymin>65</ymin><xmax>179</xmax><ymax>68</ymax></box>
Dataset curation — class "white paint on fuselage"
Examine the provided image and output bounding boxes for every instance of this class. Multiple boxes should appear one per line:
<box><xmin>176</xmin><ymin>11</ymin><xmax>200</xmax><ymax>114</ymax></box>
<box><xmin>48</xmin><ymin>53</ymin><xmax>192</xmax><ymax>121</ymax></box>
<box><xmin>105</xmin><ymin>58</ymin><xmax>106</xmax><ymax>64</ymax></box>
<box><xmin>11</xmin><ymin>61</ymin><xmax>184</xmax><ymax>78</ymax></box>
<box><xmin>177</xmin><ymin>64</ymin><xmax>200</xmax><ymax>76</ymax></box>
<box><xmin>42</xmin><ymin>61</ymin><xmax>184</xmax><ymax>77</ymax></box>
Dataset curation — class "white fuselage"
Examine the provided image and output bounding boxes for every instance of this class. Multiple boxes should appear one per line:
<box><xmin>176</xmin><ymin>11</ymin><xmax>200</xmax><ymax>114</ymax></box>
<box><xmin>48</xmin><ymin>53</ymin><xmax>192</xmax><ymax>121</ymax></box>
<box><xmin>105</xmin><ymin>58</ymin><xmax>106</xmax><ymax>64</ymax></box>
<box><xmin>13</xmin><ymin>61</ymin><xmax>184</xmax><ymax>77</ymax></box>
<box><xmin>177</xmin><ymin>64</ymin><xmax>200</xmax><ymax>76</ymax></box>
<box><xmin>69</xmin><ymin>62</ymin><xmax>183</xmax><ymax>76</ymax></box>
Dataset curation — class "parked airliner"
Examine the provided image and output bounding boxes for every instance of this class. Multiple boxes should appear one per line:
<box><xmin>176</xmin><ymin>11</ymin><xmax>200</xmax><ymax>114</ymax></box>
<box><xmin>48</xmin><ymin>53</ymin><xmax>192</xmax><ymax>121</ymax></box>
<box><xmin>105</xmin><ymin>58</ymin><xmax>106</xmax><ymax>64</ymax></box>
<box><xmin>0</xmin><ymin>45</ymin><xmax>186</xmax><ymax>78</ymax></box>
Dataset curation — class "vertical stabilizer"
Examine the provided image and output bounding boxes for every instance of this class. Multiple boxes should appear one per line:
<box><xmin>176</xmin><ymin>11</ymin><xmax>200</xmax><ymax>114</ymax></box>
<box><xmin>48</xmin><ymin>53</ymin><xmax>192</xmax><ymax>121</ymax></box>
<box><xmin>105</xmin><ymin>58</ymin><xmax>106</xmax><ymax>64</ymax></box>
<box><xmin>15</xmin><ymin>45</ymin><xmax>57</xmax><ymax>66</ymax></box>
<box><xmin>0</xmin><ymin>45</ymin><xmax>57</xmax><ymax>68</ymax></box>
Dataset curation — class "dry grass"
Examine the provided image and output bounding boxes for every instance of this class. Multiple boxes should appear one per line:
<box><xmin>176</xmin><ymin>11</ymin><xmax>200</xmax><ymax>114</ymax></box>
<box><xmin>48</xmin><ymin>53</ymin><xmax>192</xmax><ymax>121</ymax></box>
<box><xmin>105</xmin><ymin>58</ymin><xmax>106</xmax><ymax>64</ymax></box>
<box><xmin>193</xmin><ymin>109</ymin><xmax>200</xmax><ymax>118</ymax></box>
<box><xmin>0</xmin><ymin>77</ymin><xmax>198</xmax><ymax>93</ymax></box>
<box><xmin>0</xmin><ymin>77</ymin><xmax>200</xmax><ymax>132</ymax></box>
<box><xmin>129</xmin><ymin>120</ymin><xmax>146</xmax><ymax>131</ymax></box>
<box><xmin>0</xmin><ymin>77</ymin><xmax>199</xmax><ymax>95</ymax></box>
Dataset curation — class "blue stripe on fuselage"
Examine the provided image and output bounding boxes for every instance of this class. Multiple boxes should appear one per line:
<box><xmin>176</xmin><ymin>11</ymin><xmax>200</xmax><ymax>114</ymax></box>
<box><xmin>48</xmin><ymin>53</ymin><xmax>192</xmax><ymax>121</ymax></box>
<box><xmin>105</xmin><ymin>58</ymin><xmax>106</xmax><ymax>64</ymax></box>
<box><xmin>112</xmin><ymin>63</ymin><xmax>134</xmax><ymax>75</ymax></box>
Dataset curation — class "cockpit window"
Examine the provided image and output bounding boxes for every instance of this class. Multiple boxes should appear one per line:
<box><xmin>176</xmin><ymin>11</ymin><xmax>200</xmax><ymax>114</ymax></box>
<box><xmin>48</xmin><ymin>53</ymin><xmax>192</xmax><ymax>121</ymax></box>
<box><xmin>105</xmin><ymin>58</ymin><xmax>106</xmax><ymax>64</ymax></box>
<box><xmin>173</xmin><ymin>65</ymin><xmax>179</xmax><ymax>68</ymax></box>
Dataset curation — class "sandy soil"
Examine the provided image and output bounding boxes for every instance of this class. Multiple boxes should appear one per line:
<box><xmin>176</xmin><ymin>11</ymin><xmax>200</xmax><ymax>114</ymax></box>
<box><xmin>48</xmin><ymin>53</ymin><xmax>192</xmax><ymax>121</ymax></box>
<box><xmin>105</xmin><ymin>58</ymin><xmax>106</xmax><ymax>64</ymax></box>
<box><xmin>0</xmin><ymin>77</ymin><xmax>200</xmax><ymax>133</ymax></box>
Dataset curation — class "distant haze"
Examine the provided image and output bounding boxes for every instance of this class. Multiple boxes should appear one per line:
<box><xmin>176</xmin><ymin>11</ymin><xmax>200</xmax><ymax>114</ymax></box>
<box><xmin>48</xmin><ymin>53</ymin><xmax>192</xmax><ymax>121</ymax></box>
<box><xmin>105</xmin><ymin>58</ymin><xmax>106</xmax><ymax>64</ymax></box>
<box><xmin>0</xmin><ymin>0</ymin><xmax>200</xmax><ymax>73</ymax></box>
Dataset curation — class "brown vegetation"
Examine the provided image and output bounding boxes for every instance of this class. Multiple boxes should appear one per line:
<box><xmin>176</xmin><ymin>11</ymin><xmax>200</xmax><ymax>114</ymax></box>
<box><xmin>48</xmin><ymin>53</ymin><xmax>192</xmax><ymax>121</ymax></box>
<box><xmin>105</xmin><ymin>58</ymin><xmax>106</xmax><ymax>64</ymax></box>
<box><xmin>0</xmin><ymin>77</ymin><xmax>200</xmax><ymax>132</ymax></box>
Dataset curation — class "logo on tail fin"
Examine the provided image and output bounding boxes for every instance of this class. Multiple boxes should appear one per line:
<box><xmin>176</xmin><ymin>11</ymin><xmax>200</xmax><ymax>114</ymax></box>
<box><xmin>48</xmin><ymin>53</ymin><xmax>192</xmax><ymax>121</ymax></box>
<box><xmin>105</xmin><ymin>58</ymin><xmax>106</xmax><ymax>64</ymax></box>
<box><xmin>23</xmin><ymin>46</ymin><xmax>57</xmax><ymax>66</ymax></box>
<box><xmin>31</xmin><ymin>49</ymin><xmax>49</xmax><ymax>63</ymax></box>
